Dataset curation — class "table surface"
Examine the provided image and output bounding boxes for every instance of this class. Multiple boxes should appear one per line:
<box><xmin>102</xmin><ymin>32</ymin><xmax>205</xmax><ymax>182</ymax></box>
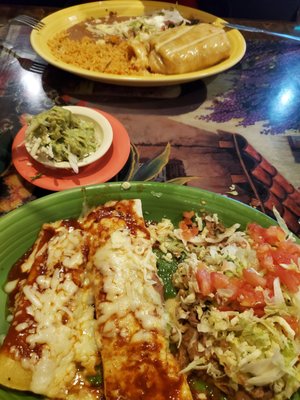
<box><xmin>0</xmin><ymin>4</ymin><xmax>300</xmax><ymax>236</ymax></box>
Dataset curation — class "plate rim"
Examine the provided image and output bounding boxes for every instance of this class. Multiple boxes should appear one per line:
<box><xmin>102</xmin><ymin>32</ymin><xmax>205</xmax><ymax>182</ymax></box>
<box><xmin>0</xmin><ymin>181</ymin><xmax>276</xmax><ymax>228</ymax></box>
<box><xmin>30</xmin><ymin>0</ymin><xmax>247</xmax><ymax>86</ymax></box>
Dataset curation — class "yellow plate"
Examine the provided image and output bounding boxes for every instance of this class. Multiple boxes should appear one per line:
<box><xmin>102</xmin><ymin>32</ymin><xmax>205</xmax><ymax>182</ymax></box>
<box><xmin>30</xmin><ymin>0</ymin><xmax>246</xmax><ymax>86</ymax></box>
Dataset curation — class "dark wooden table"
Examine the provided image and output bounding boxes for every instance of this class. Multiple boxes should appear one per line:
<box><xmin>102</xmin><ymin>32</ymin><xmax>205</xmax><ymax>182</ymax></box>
<box><xmin>0</xmin><ymin>4</ymin><xmax>300</xmax><ymax>235</ymax></box>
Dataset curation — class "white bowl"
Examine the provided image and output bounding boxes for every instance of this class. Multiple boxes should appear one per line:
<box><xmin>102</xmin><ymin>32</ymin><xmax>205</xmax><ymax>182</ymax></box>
<box><xmin>25</xmin><ymin>105</ymin><xmax>113</xmax><ymax>171</ymax></box>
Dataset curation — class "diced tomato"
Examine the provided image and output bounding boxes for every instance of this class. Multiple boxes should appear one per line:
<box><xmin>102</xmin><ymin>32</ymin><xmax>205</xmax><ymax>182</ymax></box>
<box><xmin>196</xmin><ymin>267</ymin><xmax>267</xmax><ymax>312</ymax></box>
<box><xmin>271</xmin><ymin>249</ymin><xmax>291</xmax><ymax>265</ymax></box>
<box><xmin>203</xmin><ymin>271</ymin><xmax>240</xmax><ymax>298</ymax></box>
<box><xmin>271</xmin><ymin>248</ymin><xmax>295</xmax><ymax>266</ymax></box>
<box><xmin>190</xmin><ymin>226</ymin><xmax>199</xmax><ymax>236</ymax></box>
<box><xmin>254</xmin><ymin>243</ymin><xmax>274</xmax><ymax>271</ymax></box>
<box><xmin>247</xmin><ymin>223</ymin><xmax>285</xmax><ymax>246</ymax></box>
<box><xmin>237</xmin><ymin>284</ymin><xmax>265</xmax><ymax>308</ymax></box>
<box><xmin>258</xmin><ymin>252</ymin><xmax>274</xmax><ymax>271</ymax></box>
<box><xmin>247</xmin><ymin>223</ymin><xmax>267</xmax><ymax>244</ymax></box>
<box><xmin>211</xmin><ymin>272</ymin><xmax>231</xmax><ymax>290</ymax></box>
<box><xmin>179</xmin><ymin>219</ymin><xmax>199</xmax><ymax>241</ymax></box>
<box><xmin>264</xmin><ymin>225</ymin><xmax>286</xmax><ymax>245</ymax></box>
<box><xmin>222</xmin><ymin>277</ymin><xmax>241</xmax><ymax>301</ymax></box>
<box><xmin>195</xmin><ymin>215</ymin><xmax>300</xmax><ymax>308</ymax></box>
<box><xmin>195</xmin><ymin>267</ymin><xmax>213</xmax><ymax>296</ymax></box>
<box><xmin>182</xmin><ymin>227</ymin><xmax>199</xmax><ymax>241</ymax></box>
<box><xmin>273</xmin><ymin>265</ymin><xmax>300</xmax><ymax>293</ymax></box>
<box><xmin>183</xmin><ymin>211</ymin><xmax>195</xmax><ymax>220</ymax></box>
<box><xmin>179</xmin><ymin>220</ymin><xmax>188</xmax><ymax>230</ymax></box>
<box><xmin>265</xmin><ymin>273</ymin><xmax>276</xmax><ymax>291</ymax></box>
<box><xmin>218</xmin><ymin>304</ymin><xmax>233</xmax><ymax>312</ymax></box>
<box><xmin>242</xmin><ymin>268</ymin><xmax>266</xmax><ymax>288</ymax></box>
<box><xmin>252</xmin><ymin>308</ymin><xmax>266</xmax><ymax>317</ymax></box>
<box><xmin>248</xmin><ymin>224</ymin><xmax>300</xmax><ymax>293</ymax></box>
<box><xmin>179</xmin><ymin>220</ymin><xmax>190</xmax><ymax>239</ymax></box>
<box><xmin>246</xmin><ymin>224</ymin><xmax>300</xmax><ymax>298</ymax></box>
<box><xmin>274</xmin><ymin>241</ymin><xmax>300</xmax><ymax>265</ymax></box>
<box><xmin>280</xmin><ymin>240</ymin><xmax>300</xmax><ymax>256</ymax></box>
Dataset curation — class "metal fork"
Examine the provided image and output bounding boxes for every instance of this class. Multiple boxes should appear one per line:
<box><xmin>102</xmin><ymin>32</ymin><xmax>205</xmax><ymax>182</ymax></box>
<box><xmin>221</xmin><ymin>22</ymin><xmax>300</xmax><ymax>42</ymax></box>
<box><xmin>12</xmin><ymin>14</ymin><xmax>45</xmax><ymax>31</ymax></box>
<box><xmin>0</xmin><ymin>44</ymin><xmax>47</xmax><ymax>73</ymax></box>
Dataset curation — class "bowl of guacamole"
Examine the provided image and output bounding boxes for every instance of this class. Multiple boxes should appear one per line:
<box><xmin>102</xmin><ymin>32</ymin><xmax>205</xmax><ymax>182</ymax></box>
<box><xmin>25</xmin><ymin>105</ymin><xmax>113</xmax><ymax>173</ymax></box>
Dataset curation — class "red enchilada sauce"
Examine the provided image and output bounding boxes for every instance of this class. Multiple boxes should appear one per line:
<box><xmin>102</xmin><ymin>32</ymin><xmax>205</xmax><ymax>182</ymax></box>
<box><xmin>1</xmin><ymin>200</ymin><xmax>233</xmax><ymax>399</ymax></box>
<box><xmin>1</xmin><ymin>220</ymin><xmax>87</xmax><ymax>359</ymax></box>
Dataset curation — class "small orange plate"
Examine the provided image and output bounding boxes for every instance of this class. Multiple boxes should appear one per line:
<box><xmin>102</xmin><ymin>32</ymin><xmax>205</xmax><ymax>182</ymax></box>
<box><xmin>12</xmin><ymin>109</ymin><xmax>131</xmax><ymax>191</ymax></box>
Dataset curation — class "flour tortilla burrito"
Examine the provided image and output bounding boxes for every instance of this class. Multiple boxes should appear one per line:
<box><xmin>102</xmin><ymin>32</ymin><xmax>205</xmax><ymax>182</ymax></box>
<box><xmin>148</xmin><ymin>23</ymin><xmax>231</xmax><ymax>74</ymax></box>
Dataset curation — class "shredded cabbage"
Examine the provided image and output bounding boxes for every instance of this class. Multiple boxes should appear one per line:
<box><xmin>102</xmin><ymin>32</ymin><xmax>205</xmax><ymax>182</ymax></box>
<box><xmin>85</xmin><ymin>9</ymin><xmax>190</xmax><ymax>42</ymax></box>
<box><xmin>150</xmin><ymin>212</ymin><xmax>300</xmax><ymax>400</ymax></box>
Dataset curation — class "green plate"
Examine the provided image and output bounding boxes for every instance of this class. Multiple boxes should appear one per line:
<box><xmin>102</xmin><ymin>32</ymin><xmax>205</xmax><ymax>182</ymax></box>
<box><xmin>0</xmin><ymin>182</ymin><xmax>276</xmax><ymax>400</ymax></box>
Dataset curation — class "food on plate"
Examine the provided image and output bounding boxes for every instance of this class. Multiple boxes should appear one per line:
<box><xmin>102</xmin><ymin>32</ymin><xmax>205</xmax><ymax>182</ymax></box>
<box><xmin>150</xmin><ymin>211</ymin><xmax>300</xmax><ymax>400</ymax></box>
<box><xmin>48</xmin><ymin>8</ymin><xmax>231</xmax><ymax>76</ymax></box>
<box><xmin>0</xmin><ymin>199</ymin><xmax>192</xmax><ymax>400</ymax></box>
<box><xmin>0</xmin><ymin>218</ymin><xmax>102</xmax><ymax>398</ymax></box>
<box><xmin>82</xmin><ymin>199</ymin><xmax>193</xmax><ymax>399</ymax></box>
<box><xmin>25</xmin><ymin>106</ymin><xmax>98</xmax><ymax>173</ymax></box>
<box><xmin>147</xmin><ymin>23</ymin><xmax>231</xmax><ymax>74</ymax></box>
<box><xmin>1</xmin><ymin>199</ymin><xmax>300</xmax><ymax>399</ymax></box>
<box><xmin>84</xmin><ymin>8</ymin><xmax>190</xmax><ymax>41</ymax></box>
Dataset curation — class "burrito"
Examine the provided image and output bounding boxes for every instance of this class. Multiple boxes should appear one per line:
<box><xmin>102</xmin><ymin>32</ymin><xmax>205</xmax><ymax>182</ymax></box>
<box><xmin>147</xmin><ymin>23</ymin><xmax>231</xmax><ymax>74</ymax></box>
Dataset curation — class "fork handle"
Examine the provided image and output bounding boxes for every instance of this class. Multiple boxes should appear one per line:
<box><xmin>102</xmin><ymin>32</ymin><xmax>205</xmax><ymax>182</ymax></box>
<box><xmin>224</xmin><ymin>22</ymin><xmax>300</xmax><ymax>42</ymax></box>
<box><xmin>0</xmin><ymin>43</ymin><xmax>17</xmax><ymax>58</ymax></box>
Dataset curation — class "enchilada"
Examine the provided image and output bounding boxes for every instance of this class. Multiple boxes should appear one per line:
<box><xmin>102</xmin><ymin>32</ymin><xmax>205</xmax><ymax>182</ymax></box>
<box><xmin>0</xmin><ymin>199</ymin><xmax>191</xmax><ymax>399</ymax></box>
<box><xmin>82</xmin><ymin>199</ymin><xmax>193</xmax><ymax>400</ymax></box>
<box><xmin>0</xmin><ymin>219</ymin><xmax>103</xmax><ymax>399</ymax></box>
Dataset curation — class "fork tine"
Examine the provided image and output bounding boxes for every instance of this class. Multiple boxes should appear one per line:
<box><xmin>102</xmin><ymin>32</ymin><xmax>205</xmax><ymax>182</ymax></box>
<box><xmin>25</xmin><ymin>16</ymin><xmax>45</xmax><ymax>29</ymax></box>
<box><xmin>21</xmin><ymin>15</ymin><xmax>43</xmax><ymax>24</ymax></box>
<box><xmin>15</xmin><ymin>14</ymin><xmax>45</xmax><ymax>26</ymax></box>
<box><xmin>13</xmin><ymin>14</ymin><xmax>45</xmax><ymax>30</ymax></box>
<box><xmin>1</xmin><ymin>47</ymin><xmax>46</xmax><ymax>73</ymax></box>
<box><xmin>0</xmin><ymin>41</ymin><xmax>47</xmax><ymax>73</ymax></box>
<box><xmin>14</xmin><ymin>18</ymin><xmax>39</xmax><ymax>30</ymax></box>
<box><xmin>29</xmin><ymin>62</ymin><xmax>47</xmax><ymax>74</ymax></box>
<box><xmin>19</xmin><ymin>58</ymin><xmax>47</xmax><ymax>73</ymax></box>
<box><xmin>19</xmin><ymin>18</ymin><xmax>45</xmax><ymax>30</ymax></box>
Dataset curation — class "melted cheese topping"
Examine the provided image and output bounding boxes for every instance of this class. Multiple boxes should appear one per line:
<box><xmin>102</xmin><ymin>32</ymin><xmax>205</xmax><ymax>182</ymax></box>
<box><xmin>94</xmin><ymin>228</ymin><xmax>166</xmax><ymax>337</ymax></box>
<box><xmin>1</xmin><ymin>199</ymin><xmax>192</xmax><ymax>400</ymax></box>
<box><xmin>84</xmin><ymin>199</ymin><xmax>193</xmax><ymax>400</ymax></box>
<box><xmin>3</xmin><ymin>224</ymin><xmax>101</xmax><ymax>399</ymax></box>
